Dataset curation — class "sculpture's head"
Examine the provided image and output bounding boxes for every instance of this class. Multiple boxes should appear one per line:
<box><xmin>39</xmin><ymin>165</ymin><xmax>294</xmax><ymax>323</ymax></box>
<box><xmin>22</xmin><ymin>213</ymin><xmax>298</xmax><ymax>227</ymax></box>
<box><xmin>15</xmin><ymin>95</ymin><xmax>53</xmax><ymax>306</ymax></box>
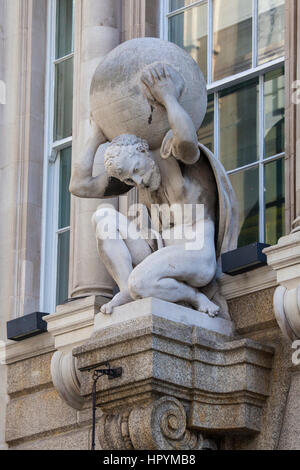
<box><xmin>104</xmin><ymin>134</ymin><xmax>161</xmax><ymax>192</ymax></box>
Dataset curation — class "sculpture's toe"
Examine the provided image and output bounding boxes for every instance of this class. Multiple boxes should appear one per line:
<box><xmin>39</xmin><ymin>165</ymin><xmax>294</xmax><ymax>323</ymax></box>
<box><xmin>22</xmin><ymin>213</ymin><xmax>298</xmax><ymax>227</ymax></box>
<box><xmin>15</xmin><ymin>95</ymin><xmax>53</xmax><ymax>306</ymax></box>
<box><xmin>195</xmin><ymin>293</ymin><xmax>220</xmax><ymax>318</ymax></box>
<box><xmin>207</xmin><ymin>306</ymin><xmax>220</xmax><ymax>318</ymax></box>
<box><xmin>101</xmin><ymin>290</ymin><xmax>132</xmax><ymax>315</ymax></box>
<box><xmin>101</xmin><ymin>302</ymin><xmax>113</xmax><ymax>315</ymax></box>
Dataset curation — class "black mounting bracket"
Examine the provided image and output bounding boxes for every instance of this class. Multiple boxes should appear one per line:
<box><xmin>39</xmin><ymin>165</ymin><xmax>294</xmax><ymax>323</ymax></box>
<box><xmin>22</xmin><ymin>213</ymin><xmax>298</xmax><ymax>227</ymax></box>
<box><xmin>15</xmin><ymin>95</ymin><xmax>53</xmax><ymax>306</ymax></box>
<box><xmin>89</xmin><ymin>363</ymin><xmax>123</xmax><ymax>451</ymax></box>
<box><xmin>92</xmin><ymin>367</ymin><xmax>123</xmax><ymax>381</ymax></box>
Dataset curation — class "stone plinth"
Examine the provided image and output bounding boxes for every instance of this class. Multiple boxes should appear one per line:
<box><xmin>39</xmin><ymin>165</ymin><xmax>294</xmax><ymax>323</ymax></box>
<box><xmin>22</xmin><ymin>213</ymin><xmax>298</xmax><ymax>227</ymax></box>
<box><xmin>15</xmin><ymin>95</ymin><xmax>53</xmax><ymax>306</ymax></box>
<box><xmin>73</xmin><ymin>299</ymin><xmax>274</xmax><ymax>449</ymax></box>
<box><xmin>93</xmin><ymin>297</ymin><xmax>234</xmax><ymax>336</ymax></box>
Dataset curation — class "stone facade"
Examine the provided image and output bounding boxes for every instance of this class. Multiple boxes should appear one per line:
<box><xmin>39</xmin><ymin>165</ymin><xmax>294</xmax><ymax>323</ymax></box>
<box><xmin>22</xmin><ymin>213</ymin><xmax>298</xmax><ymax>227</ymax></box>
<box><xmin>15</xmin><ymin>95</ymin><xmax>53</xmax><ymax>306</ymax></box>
<box><xmin>1</xmin><ymin>0</ymin><xmax>300</xmax><ymax>451</ymax></box>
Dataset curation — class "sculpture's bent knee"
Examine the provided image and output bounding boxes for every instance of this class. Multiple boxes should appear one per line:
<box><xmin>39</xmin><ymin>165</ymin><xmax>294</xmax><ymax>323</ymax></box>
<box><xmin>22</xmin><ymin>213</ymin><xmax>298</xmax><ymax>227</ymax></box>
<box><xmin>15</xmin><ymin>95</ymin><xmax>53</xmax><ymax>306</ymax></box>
<box><xmin>193</xmin><ymin>261</ymin><xmax>217</xmax><ymax>288</ymax></box>
<box><xmin>128</xmin><ymin>269</ymin><xmax>152</xmax><ymax>300</ymax></box>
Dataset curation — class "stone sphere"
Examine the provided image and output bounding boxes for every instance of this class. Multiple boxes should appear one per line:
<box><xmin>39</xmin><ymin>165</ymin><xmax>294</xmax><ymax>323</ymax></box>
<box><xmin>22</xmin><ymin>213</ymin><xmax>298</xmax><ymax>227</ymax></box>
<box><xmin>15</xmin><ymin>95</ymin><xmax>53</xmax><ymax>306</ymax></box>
<box><xmin>90</xmin><ymin>38</ymin><xmax>207</xmax><ymax>150</ymax></box>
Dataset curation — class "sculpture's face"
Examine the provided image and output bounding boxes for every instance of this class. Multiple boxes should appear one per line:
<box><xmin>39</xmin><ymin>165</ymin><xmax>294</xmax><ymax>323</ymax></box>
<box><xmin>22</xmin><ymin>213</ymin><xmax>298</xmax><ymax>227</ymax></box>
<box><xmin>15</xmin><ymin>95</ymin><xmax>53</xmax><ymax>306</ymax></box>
<box><xmin>105</xmin><ymin>144</ymin><xmax>161</xmax><ymax>192</ymax></box>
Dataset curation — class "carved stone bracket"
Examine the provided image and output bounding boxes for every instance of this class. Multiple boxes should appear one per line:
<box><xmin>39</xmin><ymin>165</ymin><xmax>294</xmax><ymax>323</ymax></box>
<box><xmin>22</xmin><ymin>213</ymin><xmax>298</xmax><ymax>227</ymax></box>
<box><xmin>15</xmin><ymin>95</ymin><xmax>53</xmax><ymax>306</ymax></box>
<box><xmin>273</xmin><ymin>286</ymin><xmax>300</xmax><ymax>341</ymax></box>
<box><xmin>98</xmin><ymin>397</ymin><xmax>217</xmax><ymax>451</ymax></box>
<box><xmin>265</xmin><ymin>232</ymin><xmax>300</xmax><ymax>341</ymax></box>
<box><xmin>51</xmin><ymin>351</ymin><xmax>83</xmax><ymax>410</ymax></box>
<box><xmin>74</xmin><ymin>299</ymin><xmax>274</xmax><ymax>439</ymax></box>
<box><xmin>45</xmin><ymin>296</ymin><xmax>105</xmax><ymax>410</ymax></box>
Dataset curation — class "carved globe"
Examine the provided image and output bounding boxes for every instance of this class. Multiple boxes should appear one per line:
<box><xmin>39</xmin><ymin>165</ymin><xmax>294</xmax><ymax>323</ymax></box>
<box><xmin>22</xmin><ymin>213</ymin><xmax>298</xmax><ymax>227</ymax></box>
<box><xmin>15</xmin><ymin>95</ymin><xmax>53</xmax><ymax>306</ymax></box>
<box><xmin>90</xmin><ymin>38</ymin><xmax>207</xmax><ymax>150</ymax></box>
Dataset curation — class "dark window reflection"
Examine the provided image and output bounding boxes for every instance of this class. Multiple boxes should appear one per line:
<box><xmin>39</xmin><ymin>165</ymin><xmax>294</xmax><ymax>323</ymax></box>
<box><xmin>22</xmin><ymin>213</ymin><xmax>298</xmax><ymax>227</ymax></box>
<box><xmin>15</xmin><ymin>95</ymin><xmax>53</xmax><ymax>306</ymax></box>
<box><xmin>219</xmin><ymin>79</ymin><xmax>259</xmax><ymax>171</ymax></box>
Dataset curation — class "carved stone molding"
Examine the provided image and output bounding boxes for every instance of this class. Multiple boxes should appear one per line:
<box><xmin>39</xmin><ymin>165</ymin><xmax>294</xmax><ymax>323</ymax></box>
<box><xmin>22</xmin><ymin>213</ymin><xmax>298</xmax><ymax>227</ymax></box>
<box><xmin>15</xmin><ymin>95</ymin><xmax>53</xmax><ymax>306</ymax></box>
<box><xmin>98</xmin><ymin>397</ymin><xmax>217</xmax><ymax>450</ymax></box>
<box><xmin>45</xmin><ymin>295</ymin><xmax>105</xmax><ymax>351</ymax></box>
<box><xmin>292</xmin><ymin>217</ymin><xmax>300</xmax><ymax>233</ymax></box>
<box><xmin>265</xmin><ymin>232</ymin><xmax>300</xmax><ymax>340</ymax></box>
<box><xmin>51</xmin><ymin>351</ymin><xmax>83</xmax><ymax>410</ymax></box>
<box><xmin>273</xmin><ymin>285</ymin><xmax>300</xmax><ymax>341</ymax></box>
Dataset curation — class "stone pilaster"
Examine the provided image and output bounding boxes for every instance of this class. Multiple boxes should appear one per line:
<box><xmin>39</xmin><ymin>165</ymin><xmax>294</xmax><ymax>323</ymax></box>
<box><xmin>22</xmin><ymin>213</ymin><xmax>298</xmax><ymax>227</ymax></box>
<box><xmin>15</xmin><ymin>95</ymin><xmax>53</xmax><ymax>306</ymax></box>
<box><xmin>69</xmin><ymin>0</ymin><xmax>122</xmax><ymax>299</ymax></box>
<box><xmin>0</xmin><ymin>0</ymin><xmax>47</xmax><ymax>320</ymax></box>
<box><xmin>264</xmin><ymin>1</ymin><xmax>300</xmax><ymax>341</ymax></box>
<box><xmin>121</xmin><ymin>0</ymin><xmax>160</xmax><ymax>41</ymax></box>
<box><xmin>285</xmin><ymin>0</ymin><xmax>300</xmax><ymax>232</ymax></box>
<box><xmin>0</xmin><ymin>0</ymin><xmax>47</xmax><ymax>449</ymax></box>
<box><xmin>294</xmin><ymin>1</ymin><xmax>300</xmax><ymax>232</ymax></box>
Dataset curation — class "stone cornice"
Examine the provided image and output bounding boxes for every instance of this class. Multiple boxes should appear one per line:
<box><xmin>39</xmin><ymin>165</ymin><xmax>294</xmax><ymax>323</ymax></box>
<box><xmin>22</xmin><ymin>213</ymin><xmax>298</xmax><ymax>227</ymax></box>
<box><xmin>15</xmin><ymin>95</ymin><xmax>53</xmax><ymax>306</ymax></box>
<box><xmin>0</xmin><ymin>296</ymin><xmax>107</xmax><ymax>365</ymax></box>
<box><xmin>45</xmin><ymin>295</ymin><xmax>106</xmax><ymax>352</ymax></box>
<box><xmin>219</xmin><ymin>265</ymin><xmax>277</xmax><ymax>300</ymax></box>
<box><xmin>0</xmin><ymin>333</ymin><xmax>54</xmax><ymax>365</ymax></box>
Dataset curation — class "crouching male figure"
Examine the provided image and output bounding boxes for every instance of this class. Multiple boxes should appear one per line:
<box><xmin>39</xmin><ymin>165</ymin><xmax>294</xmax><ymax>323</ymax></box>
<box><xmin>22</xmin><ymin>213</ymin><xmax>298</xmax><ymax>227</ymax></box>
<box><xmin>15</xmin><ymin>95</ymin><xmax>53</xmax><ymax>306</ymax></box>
<box><xmin>70</xmin><ymin>64</ymin><xmax>238</xmax><ymax>317</ymax></box>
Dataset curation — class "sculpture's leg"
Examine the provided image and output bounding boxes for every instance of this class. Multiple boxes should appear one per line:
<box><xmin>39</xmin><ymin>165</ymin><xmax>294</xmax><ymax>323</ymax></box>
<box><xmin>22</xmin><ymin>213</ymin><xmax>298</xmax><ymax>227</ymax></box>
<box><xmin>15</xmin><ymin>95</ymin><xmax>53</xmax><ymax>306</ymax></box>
<box><xmin>128</xmin><ymin>244</ymin><xmax>220</xmax><ymax>317</ymax></box>
<box><xmin>92</xmin><ymin>207</ymin><xmax>152</xmax><ymax>314</ymax></box>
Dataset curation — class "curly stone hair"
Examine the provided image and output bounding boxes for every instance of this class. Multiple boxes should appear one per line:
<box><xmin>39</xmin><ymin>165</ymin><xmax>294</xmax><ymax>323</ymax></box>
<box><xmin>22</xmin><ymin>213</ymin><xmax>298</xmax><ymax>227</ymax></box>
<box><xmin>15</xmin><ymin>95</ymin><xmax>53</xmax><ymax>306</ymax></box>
<box><xmin>104</xmin><ymin>134</ymin><xmax>150</xmax><ymax>179</ymax></box>
<box><xmin>109</xmin><ymin>134</ymin><xmax>149</xmax><ymax>151</ymax></box>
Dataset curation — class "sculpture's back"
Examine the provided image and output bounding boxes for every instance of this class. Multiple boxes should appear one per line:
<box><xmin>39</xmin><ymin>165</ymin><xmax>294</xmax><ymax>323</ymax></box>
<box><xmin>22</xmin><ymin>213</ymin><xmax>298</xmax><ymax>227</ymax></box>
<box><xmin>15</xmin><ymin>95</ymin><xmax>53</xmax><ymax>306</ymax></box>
<box><xmin>90</xmin><ymin>38</ymin><xmax>207</xmax><ymax>150</ymax></box>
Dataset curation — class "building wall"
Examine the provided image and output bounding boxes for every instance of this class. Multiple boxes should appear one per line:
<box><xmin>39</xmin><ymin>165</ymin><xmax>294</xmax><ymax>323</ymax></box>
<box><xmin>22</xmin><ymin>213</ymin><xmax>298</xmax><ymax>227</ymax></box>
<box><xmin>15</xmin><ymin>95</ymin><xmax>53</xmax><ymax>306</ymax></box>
<box><xmin>1</xmin><ymin>0</ymin><xmax>300</xmax><ymax>450</ymax></box>
<box><xmin>0</xmin><ymin>0</ymin><xmax>47</xmax><ymax>449</ymax></box>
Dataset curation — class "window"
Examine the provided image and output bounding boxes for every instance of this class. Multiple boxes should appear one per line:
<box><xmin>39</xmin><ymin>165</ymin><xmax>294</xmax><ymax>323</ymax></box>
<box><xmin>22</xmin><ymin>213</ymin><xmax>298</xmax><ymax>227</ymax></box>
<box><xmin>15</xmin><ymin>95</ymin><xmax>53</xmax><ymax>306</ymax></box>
<box><xmin>163</xmin><ymin>0</ymin><xmax>285</xmax><ymax>247</ymax></box>
<box><xmin>41</xmin><ymin>0</ymin><xmax>74</xmax><ymax>313</ymax></box>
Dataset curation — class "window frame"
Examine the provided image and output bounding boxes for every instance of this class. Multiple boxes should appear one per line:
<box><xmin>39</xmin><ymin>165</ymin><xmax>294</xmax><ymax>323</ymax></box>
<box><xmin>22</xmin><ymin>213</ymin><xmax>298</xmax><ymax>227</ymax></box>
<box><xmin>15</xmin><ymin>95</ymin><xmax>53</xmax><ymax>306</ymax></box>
<box><xmin>161</xmin><ymin>0</ymin><xmax>286</xmax><ymax>246</ymax></box>
<box><xmin>40</xmin><ymin>0</ymin><xmax>74</xmax><ymax>314</ymax></box>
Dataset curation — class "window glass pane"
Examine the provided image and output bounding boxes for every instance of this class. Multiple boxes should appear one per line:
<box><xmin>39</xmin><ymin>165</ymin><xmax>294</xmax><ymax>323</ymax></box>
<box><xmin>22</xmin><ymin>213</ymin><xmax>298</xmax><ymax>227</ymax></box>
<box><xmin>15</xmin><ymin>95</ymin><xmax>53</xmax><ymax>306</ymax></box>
<box><xmin>264</xmin><ymin>67</ymin><xmax>285</xmax><ymax>158</ymax></box>
<box><xmin>230</xmin><ymin>167</ymin><xmax>259</xmax><ymax>247</ymax></box>
<box><xmin>219</xmin><ymin>79</ymin><xmax>259</xmax><ymax>171</ymax></box>
<box><xmin>197</xmin><ymin>94</ymin><xmax>214</xmax><ymax>152</ymax></box>
<box><xmin>56</xmin><ymin>0</ymin><xmax>74</xmax><ymax>59</ymax></box>
<box><xmin>56</xmin><ymin>231</ymin><xmax>70</xmax><ymax>306</ymax></box>
<box><xmin>170</xmin><ymin>0</ymin><xmax>193</xmax><ymax>11</ymax></box>
<box><xmin>265</xmin><ymin>158</ymin><xmax>285</xmax><ymax>245</ymax></box>
<box><xmin>54</xmin><ymin>57</ymin><xmax>74</xmax><ymax>141</ymax></box>
<box><xmin>258</xmin><ymin>0</ymin><xmax>285</xmax><ymax>65</ymax></box>
<box><xmin>169</xmin><ymin>3</ymin><xmax>208</xmax><ymax>81</ymax></box>
<box><xmin>58</xmin><ymin>147</ymin><xmax>72</xmax><ymax>229</ymax></box>
<box><xmin>213</xmin><ymin>0</ymin><xmax>252</xmax><ymax>81</ymax></box>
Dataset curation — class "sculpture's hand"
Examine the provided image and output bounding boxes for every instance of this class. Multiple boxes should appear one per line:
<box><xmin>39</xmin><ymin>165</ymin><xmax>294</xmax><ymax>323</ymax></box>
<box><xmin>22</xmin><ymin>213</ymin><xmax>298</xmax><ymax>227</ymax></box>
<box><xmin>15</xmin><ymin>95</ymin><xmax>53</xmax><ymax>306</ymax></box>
<box><xmin>141</xmin><ymin>63</ymin><xmax>185</xmax><ymax>107</ymax></box>
<box><xmin>142</xmin><ymin>63</ymin><xmax>199</xmax><ymax>166</ymax></box>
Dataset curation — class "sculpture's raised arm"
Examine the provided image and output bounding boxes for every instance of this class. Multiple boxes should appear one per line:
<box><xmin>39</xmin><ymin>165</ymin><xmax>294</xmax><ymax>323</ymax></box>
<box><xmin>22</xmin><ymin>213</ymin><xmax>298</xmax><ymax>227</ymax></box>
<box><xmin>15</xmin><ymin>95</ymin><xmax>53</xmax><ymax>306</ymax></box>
<box><xmin>141</xmin><ymin>63</ymin><xmax>200</xmax><ymax>165</ymax></box>
<box><xmin>69</xmin><ymin>121</ymin><xmax>131</xmax><ymax>199</ymax></box>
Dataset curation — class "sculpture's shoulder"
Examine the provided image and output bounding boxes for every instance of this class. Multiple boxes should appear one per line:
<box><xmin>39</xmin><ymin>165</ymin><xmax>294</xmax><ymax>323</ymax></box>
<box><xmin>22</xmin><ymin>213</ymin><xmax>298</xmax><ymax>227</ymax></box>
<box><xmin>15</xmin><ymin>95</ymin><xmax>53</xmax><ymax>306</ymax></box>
<box><xmin>198</xmin><ymin>143</ymin><xmax>239</xmax><ymax>255</ymax></box>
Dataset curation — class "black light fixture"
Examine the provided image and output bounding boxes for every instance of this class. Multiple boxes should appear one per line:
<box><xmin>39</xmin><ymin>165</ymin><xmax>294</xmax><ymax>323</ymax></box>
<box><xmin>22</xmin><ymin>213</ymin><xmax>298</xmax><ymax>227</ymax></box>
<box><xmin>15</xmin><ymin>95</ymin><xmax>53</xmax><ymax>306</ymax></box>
<box><xmin>221</xmin><ymin>243</ymin><xmax>270</xmax><ymax>276</ymax></box>
<box><xmin>7</xmin><ymin>312</ymin><xmax>49</xmax><ymax>341</ymax></box>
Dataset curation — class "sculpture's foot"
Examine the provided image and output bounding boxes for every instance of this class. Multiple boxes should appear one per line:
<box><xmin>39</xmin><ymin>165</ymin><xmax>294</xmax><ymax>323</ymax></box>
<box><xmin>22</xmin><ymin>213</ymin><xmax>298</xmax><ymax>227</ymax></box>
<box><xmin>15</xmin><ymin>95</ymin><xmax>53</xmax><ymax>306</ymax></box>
<box><xmin>101</xmin><ymin>289</ymin><xmax>132</xmax><ymax>315</ymax></box>
<box><xmin>194</xmin><ymin>293</ymin><xmax>220</xmax><ymax>318</ymax></box>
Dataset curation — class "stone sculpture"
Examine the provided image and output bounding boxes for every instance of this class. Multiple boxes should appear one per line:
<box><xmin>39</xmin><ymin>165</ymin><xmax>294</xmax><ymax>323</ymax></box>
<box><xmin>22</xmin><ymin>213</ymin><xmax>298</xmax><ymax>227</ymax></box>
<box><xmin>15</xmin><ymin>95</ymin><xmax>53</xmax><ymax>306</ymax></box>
<box><xmin>70</xmin><ymin>38</ymin><xmax>238</xmax><ymax>319</ymax></box>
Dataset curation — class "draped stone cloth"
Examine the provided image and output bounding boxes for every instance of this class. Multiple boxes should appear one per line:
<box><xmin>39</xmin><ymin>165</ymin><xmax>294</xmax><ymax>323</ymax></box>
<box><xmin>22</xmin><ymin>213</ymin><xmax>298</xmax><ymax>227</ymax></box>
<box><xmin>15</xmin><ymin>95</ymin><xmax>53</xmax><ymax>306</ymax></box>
<box><xmin>198</xmin><ymin>143</ymin><xmax>239</xmax><ymax>260</ymax></box>
<box><xmin>197</xmin><ymin>143</ymin><xmax>239</xmax><ymax>306</ymax></box>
